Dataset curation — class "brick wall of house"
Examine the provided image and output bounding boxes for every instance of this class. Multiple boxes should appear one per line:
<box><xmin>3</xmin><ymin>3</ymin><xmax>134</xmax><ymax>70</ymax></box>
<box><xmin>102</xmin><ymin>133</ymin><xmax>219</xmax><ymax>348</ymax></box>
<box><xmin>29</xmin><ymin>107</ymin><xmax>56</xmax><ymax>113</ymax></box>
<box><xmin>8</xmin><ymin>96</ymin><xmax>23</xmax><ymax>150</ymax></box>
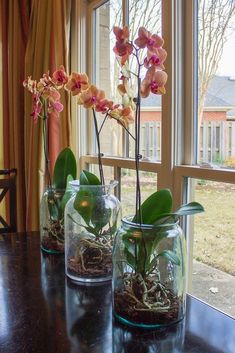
<box><xmin>141</xmin><ymin>111</ymin><xmax>162</xmax><ymax>121</ymax></box>
<box><xmin>140</xmin><ymin>110</ymin><xmax>227</xmax><ymax>122</ymax></box>
<box><xmin>202</xmin><ymin>111</ymin><xmax>227</xmax><ymax>121</ymax></box>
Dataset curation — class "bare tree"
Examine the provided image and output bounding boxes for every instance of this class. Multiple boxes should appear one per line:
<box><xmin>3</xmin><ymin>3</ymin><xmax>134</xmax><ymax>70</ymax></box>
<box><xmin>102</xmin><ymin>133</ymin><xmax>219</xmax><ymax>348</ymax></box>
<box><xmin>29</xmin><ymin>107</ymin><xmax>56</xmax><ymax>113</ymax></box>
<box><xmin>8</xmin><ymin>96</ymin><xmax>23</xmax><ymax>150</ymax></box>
<box><xmin>198</xmin><ymin>0</ymin><xmax>235</xmax><ymax>125</ymax></box>
<box><xmin>109</xmin><ymin>0</ymin><xmax>161</xmax><ymax>99</ymax></box>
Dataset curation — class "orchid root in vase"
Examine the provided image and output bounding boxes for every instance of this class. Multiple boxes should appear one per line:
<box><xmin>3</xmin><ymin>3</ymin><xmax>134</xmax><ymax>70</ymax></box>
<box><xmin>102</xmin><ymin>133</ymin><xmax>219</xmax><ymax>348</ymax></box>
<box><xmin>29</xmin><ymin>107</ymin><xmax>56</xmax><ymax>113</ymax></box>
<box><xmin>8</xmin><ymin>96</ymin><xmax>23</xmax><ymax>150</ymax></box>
<box><xmin>40</xmin><ymin>147</ymin><xmax>76</xmax><ymax>254</ymax></box>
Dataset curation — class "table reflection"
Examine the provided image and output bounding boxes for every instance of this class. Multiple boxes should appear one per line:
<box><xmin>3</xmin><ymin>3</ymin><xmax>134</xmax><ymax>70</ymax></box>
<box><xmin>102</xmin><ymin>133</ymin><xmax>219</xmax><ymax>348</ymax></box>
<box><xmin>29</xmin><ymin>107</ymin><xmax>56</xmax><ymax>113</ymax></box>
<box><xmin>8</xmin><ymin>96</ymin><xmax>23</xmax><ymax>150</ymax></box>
<box><xmin>64</xmin><ymin>278</ymin><xmax>185</xmax><ymax>353</ymax></box>
<box><xmin>40</xmin><ymin>252</ymin><xmax>65</xmax><ymax>307</ymax></box>
<box><xmin>65</xmin><ymin>280</ymin><xmax>112</xmax><ymax>353</ymax></box>
<box><xmin>113</xmin><ymin>318</ymin><xmax>185</xmax><ymax>353</ymax></box>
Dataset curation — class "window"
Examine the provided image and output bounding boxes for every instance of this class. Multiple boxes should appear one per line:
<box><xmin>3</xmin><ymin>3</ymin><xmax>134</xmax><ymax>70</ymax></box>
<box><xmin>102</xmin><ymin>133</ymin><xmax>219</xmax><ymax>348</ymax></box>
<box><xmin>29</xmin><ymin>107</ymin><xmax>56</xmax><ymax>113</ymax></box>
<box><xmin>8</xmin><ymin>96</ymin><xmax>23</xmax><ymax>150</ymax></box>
<box><xmin>72</xmin><ymin>0</ymin><xmax>235</xmax><ymax>317</ymax></box>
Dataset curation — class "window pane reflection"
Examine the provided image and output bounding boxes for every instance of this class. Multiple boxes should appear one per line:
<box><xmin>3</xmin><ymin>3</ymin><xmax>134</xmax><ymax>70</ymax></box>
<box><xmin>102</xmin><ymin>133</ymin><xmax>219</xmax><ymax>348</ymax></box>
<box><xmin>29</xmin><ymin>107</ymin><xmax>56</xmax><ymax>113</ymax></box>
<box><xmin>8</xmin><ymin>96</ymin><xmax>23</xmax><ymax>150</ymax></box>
<box><xmin>197</xmin><ymin>1</ymin><xmax>235</xmax><ymax>168</ymax></box>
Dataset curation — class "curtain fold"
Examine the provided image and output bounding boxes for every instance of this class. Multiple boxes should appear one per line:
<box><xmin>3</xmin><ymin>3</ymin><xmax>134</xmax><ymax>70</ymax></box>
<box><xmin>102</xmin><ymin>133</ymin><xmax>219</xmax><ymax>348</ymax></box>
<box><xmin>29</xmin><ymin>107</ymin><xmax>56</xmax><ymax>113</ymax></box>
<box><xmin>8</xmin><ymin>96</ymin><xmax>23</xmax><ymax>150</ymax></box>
<box><xmin>1</xmin><ymin>0</ymin><xmax>29</xmax><ymax>231</ymax></box>
<box><xmin>1</xmin><ymin>0</ymin><xmax>71</xmax><ymax>231</ymax></box>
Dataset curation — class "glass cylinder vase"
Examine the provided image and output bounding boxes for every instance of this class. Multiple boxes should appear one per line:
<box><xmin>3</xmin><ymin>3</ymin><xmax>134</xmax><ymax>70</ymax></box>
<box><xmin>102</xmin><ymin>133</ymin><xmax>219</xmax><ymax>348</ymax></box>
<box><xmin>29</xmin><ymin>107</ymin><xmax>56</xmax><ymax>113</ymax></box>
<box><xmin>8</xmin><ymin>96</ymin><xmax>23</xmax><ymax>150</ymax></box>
<box><xmin>65</xmin><ymin>181</ymin><xmax>121</xmax><ymax>283</ymax></box>
<box><xmin>40</xmin><ymin>187</ymin><xmax>66</xmax><ymax>254</ymax></box>
<box><xmin>112</xmin><ymin>216</ymin><xmax>186</xmax><ymax>328</ymax></box>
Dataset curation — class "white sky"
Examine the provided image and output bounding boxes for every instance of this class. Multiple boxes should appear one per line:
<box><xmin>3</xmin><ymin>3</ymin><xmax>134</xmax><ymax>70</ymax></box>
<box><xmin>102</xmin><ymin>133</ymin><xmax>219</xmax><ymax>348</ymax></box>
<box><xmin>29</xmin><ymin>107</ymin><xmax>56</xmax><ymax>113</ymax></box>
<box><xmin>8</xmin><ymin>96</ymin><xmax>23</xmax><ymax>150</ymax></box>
<box><xmin>217</xmin><ymin>38</ymin><xmax>235</xmax><ymax>76</ymax></box>
<box><xmin>217</xmin><ymin>17</ymin><xmax>235</xmax><ymax>77</ymax></box>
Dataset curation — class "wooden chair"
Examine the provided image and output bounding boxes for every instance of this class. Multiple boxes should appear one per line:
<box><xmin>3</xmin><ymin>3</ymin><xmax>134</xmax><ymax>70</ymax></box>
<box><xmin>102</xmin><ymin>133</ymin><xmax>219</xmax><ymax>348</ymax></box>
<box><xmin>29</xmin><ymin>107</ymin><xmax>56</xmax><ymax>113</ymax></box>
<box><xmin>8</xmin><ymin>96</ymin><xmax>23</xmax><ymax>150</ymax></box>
<box><xmin>0</xmin><ymin>168</ymin><xmax>17</xmax><ymax>233</ymax></box>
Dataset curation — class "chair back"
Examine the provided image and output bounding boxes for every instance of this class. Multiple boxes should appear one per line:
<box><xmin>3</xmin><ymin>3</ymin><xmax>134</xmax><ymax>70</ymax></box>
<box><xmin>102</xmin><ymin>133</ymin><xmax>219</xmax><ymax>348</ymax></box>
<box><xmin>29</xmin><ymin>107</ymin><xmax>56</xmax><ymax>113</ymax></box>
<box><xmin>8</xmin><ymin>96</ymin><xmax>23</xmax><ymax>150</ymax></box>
<box><xmin>0</xmin><ymin>168</ymin><xmax>17</xmax><ymax>233</ymax></box>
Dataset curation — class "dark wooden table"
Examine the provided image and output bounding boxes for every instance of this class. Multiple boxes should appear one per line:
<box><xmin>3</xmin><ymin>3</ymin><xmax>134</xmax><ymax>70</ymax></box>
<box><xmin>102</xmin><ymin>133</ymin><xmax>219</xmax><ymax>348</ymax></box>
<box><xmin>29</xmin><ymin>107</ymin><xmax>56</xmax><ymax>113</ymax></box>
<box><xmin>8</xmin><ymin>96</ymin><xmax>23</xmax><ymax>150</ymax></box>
<box><xmin>0</xmin><ymin>232</ymin><xmax>234</xmax><ymax>353</ymax></box>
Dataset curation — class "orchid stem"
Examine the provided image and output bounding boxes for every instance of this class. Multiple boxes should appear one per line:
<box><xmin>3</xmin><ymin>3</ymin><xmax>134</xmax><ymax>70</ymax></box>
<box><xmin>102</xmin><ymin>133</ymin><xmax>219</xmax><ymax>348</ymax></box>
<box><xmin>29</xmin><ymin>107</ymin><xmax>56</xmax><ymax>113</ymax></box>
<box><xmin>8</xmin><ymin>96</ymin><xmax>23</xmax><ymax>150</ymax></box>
<box><xmin>135</xmin><ymin>54</ymin><xmax>148</xmax><ymax>277</ymax></box>
<box><xmin>110</xmin><ymin>116</ymin><xmax>136</xmax><ymax>141</ymax></box>
<box><xmin>42</xmin><ymin>102</ymin><xmax>51</xmax><ymax>187</ymax></box>
<box><xmin>92</xmin><ymin>108</ymin><xmax>105</xmax><ymax>185</ymax></box>
<box><xmin>98</xmin><ymin>113</ymin><xmax>108</xmax><ymax>135</ymax></box>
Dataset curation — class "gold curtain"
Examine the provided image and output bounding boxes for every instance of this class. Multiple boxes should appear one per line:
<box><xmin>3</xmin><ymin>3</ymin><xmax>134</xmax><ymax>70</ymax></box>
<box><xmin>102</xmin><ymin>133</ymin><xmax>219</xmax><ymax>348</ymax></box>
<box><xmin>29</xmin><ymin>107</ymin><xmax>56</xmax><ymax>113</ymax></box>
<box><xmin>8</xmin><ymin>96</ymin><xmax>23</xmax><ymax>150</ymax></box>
<box><xmin>1</xmin><ymin>0</ymin><xmax>71</xmax><ymax>231</ymax></box>
<box><xmin>0</xmin><ymin>2</ymin><xmax>3</xmax><ymax>219</ymax></box>
<box><xmin>0</xmin><ymin>0</ymin><xmax>29</xmax><ymax>231</ymax></box>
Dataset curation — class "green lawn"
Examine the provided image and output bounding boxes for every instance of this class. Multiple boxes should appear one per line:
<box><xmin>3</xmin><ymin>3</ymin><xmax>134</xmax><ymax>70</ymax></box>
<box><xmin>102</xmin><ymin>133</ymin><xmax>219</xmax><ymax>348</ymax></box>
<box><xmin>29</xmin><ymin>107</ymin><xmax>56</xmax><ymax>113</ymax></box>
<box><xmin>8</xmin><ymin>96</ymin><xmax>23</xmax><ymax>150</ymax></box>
<box><xmin>194</xmin><ymin>183</ymin><xmax>235</xmax><ymax>275</ymax></box>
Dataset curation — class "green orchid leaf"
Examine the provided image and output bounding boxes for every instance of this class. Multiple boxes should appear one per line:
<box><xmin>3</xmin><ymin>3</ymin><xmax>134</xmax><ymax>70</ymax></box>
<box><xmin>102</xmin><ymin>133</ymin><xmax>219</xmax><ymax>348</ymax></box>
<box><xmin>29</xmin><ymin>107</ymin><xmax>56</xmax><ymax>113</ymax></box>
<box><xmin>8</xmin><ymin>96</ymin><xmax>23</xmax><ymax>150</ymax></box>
<box><xmin>136</xmin><ymin>237</ymin><xmax>153</xmax><ymax>275</ymax></box>
<box><xmin>80</xmin><ymin>170</ymin><xmax>101</xmax><ymax>185</ymax></box>
<box><xmin>47</xmin><ymin>189</ymin><xmax>59</xmax><ymax>221</ymax></box>
<box><xmin>174</xmin><ymin>202</ymin><xmax>205</xmax><ymax>216</ymax></box>
<box><xmin>153</xmin><ymin>215</ymin><xmax>178</xmax><ymax>225</ymax></box>
<box><xmin>157</xmin><ymin>250</ymin><xmax>180</xmax><ymax>265</ymax></box>
<box><xmin>147</xmin><ymin>249</ymin><xmax>180</xmax><ymax>274</ymax></box>
<box><xmin>67</xmin><ymin>213</ymin><xmax>97</xmax><ymax>235</ymax></box>
<box><xmin>124</xmin><ymin>248</ymin><xmax>136</xmax><ymax>270</ymax></box>
<box><xmin>73</xmin><ymin>189</ymin><xmax>95</xmax><ymax>225</ymax></box>
<box><xmin>153</xmin><ymin>201</ymin><xmax>205</xmax><ymax>225</ymax></box>
<box><xmin>133</xmin><ymin>189</ymin><xmax>173</xmax><ymax>224</ymax></box>
<box><xmin>91</xmin><ymin>200</ymin><xmax>112</xmax><ymax>232</ymax></box>
<box><xmin>53</xmin><ymin>148</ymin><xmax>77</xmax><ymax>189</ymax></box>
<box><xmin>59</xmin><ymin>174</ymin><xmax>74</xmax><ymax>218</ymax></box>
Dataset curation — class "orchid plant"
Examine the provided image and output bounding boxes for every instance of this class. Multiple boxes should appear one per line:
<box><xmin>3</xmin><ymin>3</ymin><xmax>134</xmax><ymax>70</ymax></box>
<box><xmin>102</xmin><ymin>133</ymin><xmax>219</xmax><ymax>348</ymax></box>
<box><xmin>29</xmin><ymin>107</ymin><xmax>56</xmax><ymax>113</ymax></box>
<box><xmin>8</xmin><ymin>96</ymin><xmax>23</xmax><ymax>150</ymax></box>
<box><xmin>109</xmin><ymin>27</ymin><xmax>204</xmax><ymax>326</ymax></box>
<box><xmin>23</xmin><ymin>66</ymin><xmax>68</xmax><ymax>186</ymax></box>
<box><xmin>24</xmin><ymin>68</ymin><xmax>76</xmax><ymax>252</ymax></box>
<box><xmin>57</xmin><ymin>26</ymin><xmax>203</xmax><ymax>231</ymax></box>
<box><xmin>110</xmin><ymin>26</ymin><xmax>204</xmax><ymax>278</ymax></box>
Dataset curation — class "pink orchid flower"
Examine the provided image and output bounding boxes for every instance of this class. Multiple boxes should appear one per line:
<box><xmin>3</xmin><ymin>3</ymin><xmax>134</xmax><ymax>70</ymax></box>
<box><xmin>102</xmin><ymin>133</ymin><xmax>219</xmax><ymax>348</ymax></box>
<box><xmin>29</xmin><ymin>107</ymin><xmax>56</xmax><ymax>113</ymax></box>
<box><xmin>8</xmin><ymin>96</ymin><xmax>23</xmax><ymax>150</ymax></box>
<box><xmin>113</xmin><ymin>26</ymin><xmax>130</xmax><ymax>43</ymax></box>
<box><xmin>23</xmin><ymin>77</ymin><xmax>37</xmax><ymax>94</ymax></box>
<box><xmin>52</xmin><ymin>65</ymin><xmax>68</xmax><ymax>88</ymax></box>
<box><xmin>113</xmin><ymin>26</ymin><xmax>133</xmax><ymax>65</ymax></box>
<box><xmin>48</xmin><ymin>100</ymin><xmax>64</xmax><ymax>117</ymax></box>
<box><xmin>39</xmin><ymin>72</ymin><xmax>52</xmax><ymax>89</ymax></box>
<box><xmin>117</xmin><ymin>80</ymin><xmax>136</xmax><ymax>110</ymax></box>
<box><xmin>134</xmin><ymin>27</ymin><xmax>164</xmax><ymax>51</ymax></box>
<box><xmin>30</xmin><ymin>93</ymin><xmax>42</xmax><ymax>123</ymax></box>
<box><xmin>95</xmin><ymin>99</ymin><xmax>113</xmax><ymax>114</ymax></box>
<box><xmin>109</xmin><ymin>106</ymin><xmax>135</xmax><ymax>128</ymax></box>
<box><xmin>144</xmin><ymin>47</ymin><xmax>167</xmax><ymax>70</ymax></box>
<box><xmin>47</xmin><ymin>87</ymin><xmax>61</xmax><ymax>102</ymax></box>
<box><xmin>65</xmin><ymin>72</ymin><xmax>89</xmax><ymax>96</ymax></box>
<box><xmin>141</xmin><ymin>66</ymin><xmax>168</xmax><ymax>98</ymax></box>
<box><xmin>37</xmin><ymin>74</ymin><xmax>53</xmax><ymax>93</ymax></box>
<box><xmin>77</xmin><ymin>85</ymin><xmax>105</xmax><ymax>109</ymax></box>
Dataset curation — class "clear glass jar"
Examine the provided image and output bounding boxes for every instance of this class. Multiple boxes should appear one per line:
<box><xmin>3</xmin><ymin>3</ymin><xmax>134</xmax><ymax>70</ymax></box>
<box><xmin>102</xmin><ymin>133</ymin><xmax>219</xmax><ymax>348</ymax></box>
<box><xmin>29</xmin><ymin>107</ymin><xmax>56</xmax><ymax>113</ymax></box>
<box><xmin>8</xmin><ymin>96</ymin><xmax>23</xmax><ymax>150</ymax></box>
<box><xmin>65</xmin><ymin>181</ymin><xmax>121</xmax><ymax>283</ymax></box>
<box><xmin>113</xmin><ymin>316</ymin><xmax>185</xmax><ymax>352</ymax></box>
<box><xmin>112</xmin><ymin>216</ymin><xmax>186</xmax><ymax>328</ymax></box>
<box><xmin>40</xmin><ymin>187</ymin><xmax>66</xmax><ymax>254</ymax></box>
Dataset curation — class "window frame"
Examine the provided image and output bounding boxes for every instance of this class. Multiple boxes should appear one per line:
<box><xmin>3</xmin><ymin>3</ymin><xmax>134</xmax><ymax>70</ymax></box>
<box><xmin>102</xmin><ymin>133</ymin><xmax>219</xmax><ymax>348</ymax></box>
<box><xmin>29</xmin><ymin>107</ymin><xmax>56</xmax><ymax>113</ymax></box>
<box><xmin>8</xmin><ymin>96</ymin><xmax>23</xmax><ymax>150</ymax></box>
<box><xmin>71</xmin><ymin>0</ymin><xmax>235</xmax><ymax>290</ymax></box>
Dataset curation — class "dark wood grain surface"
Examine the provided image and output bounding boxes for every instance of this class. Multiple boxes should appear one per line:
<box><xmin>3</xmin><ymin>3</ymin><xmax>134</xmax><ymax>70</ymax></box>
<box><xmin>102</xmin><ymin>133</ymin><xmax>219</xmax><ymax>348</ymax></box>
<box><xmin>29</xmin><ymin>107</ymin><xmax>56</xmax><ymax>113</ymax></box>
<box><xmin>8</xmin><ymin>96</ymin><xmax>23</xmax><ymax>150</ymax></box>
<box><xmin>0</xmin><ymin>232</ymin><xmax>234</xmax><ymax>353</ymax></box>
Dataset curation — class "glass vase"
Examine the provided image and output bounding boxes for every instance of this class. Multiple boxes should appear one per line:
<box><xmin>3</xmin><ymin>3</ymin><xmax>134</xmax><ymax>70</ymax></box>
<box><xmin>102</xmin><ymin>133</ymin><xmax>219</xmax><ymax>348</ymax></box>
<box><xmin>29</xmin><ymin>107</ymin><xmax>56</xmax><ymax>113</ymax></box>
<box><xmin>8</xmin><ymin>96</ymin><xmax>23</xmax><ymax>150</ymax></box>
<box><xmin>40</xmin><ymin>187</ymin><xmax>66</xmax><ymax>254</ymax></box>
<box><xmin>112</xmin><ymin>216</ymin><xmax>186</xmax><ymax>328</ymax></box>
<box><xmin>65</xmin><ymin>181</ymin><xmax>121</xmax><ymax>283</ymax></box>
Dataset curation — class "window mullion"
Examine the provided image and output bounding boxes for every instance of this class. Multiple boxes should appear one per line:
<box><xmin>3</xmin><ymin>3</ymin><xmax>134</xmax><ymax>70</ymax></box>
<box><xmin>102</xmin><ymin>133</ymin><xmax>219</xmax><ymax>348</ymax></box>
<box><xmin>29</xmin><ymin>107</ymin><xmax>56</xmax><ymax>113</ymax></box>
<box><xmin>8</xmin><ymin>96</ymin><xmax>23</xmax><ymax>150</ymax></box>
<box><xmin>159</xmin><ymin>0</ymin><xmax>175</xmax><ymax>194</ymax></box>
<box><xmin>122</xmin><ymin>0</ymin><xmax>129</xmax><ymax>26</ymax></box>
<box><xmin>183</xmin><ymin>0</ymin><xmax>198</xmax><ymax>166</ymax></box>
<box><xmin>70</xmin><ymin>0</ymin><xmax>88</xmax><ymax>170</ymax></box>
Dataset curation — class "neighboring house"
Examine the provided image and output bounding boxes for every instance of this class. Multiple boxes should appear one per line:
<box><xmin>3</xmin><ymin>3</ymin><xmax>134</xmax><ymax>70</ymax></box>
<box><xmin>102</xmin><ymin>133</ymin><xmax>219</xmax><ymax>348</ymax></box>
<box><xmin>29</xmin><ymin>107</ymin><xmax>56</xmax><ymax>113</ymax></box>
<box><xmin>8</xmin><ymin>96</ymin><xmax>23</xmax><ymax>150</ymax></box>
<box><xmin>140</xmin><ymin>76</ymin><xmax>235</xmax><ymax>162</ymax></box>
<box><xmin>206</xmin><ymin>76</ymin><xmax>235</xmax><ymax>121</ymax></box>
<box><xmin>141</xmin><ymin>76</ymin><xmax>235</xmax><ymax>122</ymax></box>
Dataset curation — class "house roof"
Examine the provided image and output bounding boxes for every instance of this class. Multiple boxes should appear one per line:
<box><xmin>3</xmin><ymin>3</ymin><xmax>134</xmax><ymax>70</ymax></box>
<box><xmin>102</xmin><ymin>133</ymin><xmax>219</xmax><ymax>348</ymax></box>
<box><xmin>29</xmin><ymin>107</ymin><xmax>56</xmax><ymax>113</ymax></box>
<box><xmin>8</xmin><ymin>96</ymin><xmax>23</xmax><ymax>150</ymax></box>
<box><xmin>141</xmin><ymin>75</ymin><xmax>235</xmax><ymax>117</ymax></box>
<box><xmin>207</xmin><ymin>76</ymin><xmax>235</xmax><ymax>116</ymax></box>
<box><xmin>141</xmin><ymin>94</ymin><xmax>161</xmax><ymax>107</ymax></box>
<box><xmin>204</xmin><ymin>92</ymin><xmax>233</xmax><ymax>109</ymax></box>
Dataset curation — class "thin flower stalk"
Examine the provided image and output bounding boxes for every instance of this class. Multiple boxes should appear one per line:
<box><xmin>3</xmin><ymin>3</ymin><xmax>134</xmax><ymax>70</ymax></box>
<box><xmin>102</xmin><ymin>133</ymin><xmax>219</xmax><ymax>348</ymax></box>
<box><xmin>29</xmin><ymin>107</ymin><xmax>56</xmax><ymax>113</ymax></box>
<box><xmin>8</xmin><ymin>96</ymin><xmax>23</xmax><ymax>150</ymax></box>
<box><xmin>92</xmin><ymin>108</ymin><xmax>105</xmax><ymax>185</ymax></box>
<box><xmin>42</xmin><ymin>101</ymin><xmax>52</xmax><ymax>186</ymax></box>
